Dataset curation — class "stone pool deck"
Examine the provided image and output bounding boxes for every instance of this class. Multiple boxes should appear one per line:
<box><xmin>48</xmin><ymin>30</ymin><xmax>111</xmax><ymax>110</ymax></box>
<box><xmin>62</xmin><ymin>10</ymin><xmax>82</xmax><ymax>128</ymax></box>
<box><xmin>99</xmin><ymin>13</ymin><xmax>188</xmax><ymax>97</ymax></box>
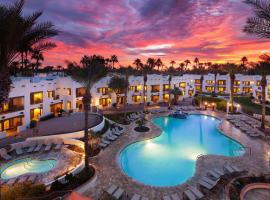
<box><xmin>81</xmin><ymin>110</ymin><xmax>270</xmax><ymax>200</ymax></box>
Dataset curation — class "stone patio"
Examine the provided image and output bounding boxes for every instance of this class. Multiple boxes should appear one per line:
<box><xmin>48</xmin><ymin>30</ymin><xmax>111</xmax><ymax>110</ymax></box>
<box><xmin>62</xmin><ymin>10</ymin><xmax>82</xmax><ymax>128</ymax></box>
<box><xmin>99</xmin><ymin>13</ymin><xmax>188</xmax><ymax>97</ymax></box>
<box><xmin>80</xmin><ymin>110</ymin><xmax>270</xmax><ymax>200</ymax></box>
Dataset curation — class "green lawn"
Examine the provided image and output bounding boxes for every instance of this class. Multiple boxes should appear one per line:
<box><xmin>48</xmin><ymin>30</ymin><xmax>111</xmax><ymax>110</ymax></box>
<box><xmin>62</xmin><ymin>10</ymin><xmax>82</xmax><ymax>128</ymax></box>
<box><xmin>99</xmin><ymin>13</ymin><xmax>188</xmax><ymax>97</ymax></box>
<box><xmin>234</xmin><ymin>97</ymin><xmax>270</xmax><ymax>115</ymax></box>
<box><xmin>194</xmin><ymin>95</ymin><xmax>227</xmax><ymax>112</ymax></box>
<box><xmin>104</xmin><ymin>112</ymin><xmax>135</xmax><ymax>125</ymax></box>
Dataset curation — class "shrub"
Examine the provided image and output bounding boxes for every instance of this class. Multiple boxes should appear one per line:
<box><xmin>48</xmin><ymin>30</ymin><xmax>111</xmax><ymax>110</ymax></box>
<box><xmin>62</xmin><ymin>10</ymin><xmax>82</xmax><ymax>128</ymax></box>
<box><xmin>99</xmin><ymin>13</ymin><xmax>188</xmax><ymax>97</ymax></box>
<box><xmin>1</xmin><ymin>183</ymin><xmax>46</xmax><ymax>200</ymax></box>
<box><xmin>65</xmin><ymin>173</ymin><xmax>74</xmax><ymax>183</ymax></box>
<box><xmin>29</xmin><ymin>120</ymin><xmax>37</xmax><ymax>129</ymax></box>
<box><xmin>50</xmin><ymin>180</ymin><xmax>65</xmax><ymax>191</ymax></box>
<box><xmin>94</xmin><ymin>120</ymin><xmax>110</xmax><ymax>135</ymax></box>
<box><xmin>40</xmin><ymin>113</ymin><xmax>55</xmax><ymax>121</ymax></box>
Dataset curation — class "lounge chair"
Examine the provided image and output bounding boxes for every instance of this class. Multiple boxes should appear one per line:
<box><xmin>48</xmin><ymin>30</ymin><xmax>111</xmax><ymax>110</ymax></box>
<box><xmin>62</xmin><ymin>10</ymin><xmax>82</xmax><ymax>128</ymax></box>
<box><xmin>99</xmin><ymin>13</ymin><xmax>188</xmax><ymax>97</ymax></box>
<box><xmin>113</xmin><ymin>187</ymin><xmax>125</xmax><ymax>200</ymax></box>
<box><xmin>101</xmin><ymin>139</ymin><xmax>110</xmax><ymax>145</ymax></box>
<box><xmin>7</xmin><ymin>178</ymin><xmax>18</xmax><ymax>185</ymax></box>
<box><xmin>201</xmin><ymin>176</ymin><xmax>218</xmax><ymax>185</ymax></box>
<box><xmin>27</xmin><ymin>145</ymin><xmax>36</xmax><ymax>153</ymax></box>
<box><xmin>171</xmin><ymin>193</ymin><xmax>181</xmax><ymax>200</ymax></box>
<box><xmin>17</xmin><ymin>176</ymin><xmax>28</xmax><ymax>183</ymax></box>
<box><xmin>112</xmin><ymin>128</ymin><xmax>121</xmax><ymax>136</ymax></box>
<box><xmin>230</xmin><ymin>164</ymin><xmax>241</xmax><ymax>172</ymax></box>
<box><xmin>106</xmin><ymin>185</ymin><xmax>118</xmax><ymax>195</ymax></box>
<box><xmin>99</xmin><ymin>142</ymin><xmax>108</xmax><ymax>149</ymax></box>
<box><xmin>213</xmin><ymin>168</ymin><xmax>224</xmax><ymax>176</ymax></box>
<box><xmin>131</xmin><ymin>194</ymin><xmax>141</xmax><ymax>200</ymax></box>
<box><xmin>223</xmin><ymin>165</ymin><xmax>235</xmax><ymax>173</ymax></box>
<box><xmin>54</xmin><ymin>143</ymin><xmax>63</xmax><ymax>150</ymax></box>
<box><xmin>0</xmin><ymin>148</ymin><xmax>12</xmax><ymax>160</ymax></box>
<box><xmin>15</xmin><ymin>146</ymin><xmax>23</xmax><ymax>155</ymax></box>
<box><xmin>198</xmin><ymin>179</ymin><xmax>214</xmax><ymax>190</ymax></box>
<box><xmin>184</xmin><ymin>190</ymin><xmax>196</xmax><ymax>200</ymax></box>
<box><xmin>163</xmin><ymin>195</ymin><xmax>172</xmax><ymax>200</ymax></box>
<box><xmin>188</xmin><ymin>186</ymin><xmax>204</xmax><ymax>199</ymax></box>
<box><xmin>44</xmin><ymin>143</ymin><xmax>52</xmax><ymax>151</ymax></box>
<box><xmin>34</xmin><ymin>143</ymin><xmax>43</xmax><ymax>152</ymax></box>
<box><xmin>116</xmin><ymin>126</ymin><xmax>124</xmax><ymax>134</ymax></box>
<box><xmin>207</xmin><ymin>170</ymin><xmax>221</xmax><ymax>180</ymax></box>
<box><xmin>27</xmin><ymin>175</ymin><xmax>37</xmax><ymax>183</ymax></box>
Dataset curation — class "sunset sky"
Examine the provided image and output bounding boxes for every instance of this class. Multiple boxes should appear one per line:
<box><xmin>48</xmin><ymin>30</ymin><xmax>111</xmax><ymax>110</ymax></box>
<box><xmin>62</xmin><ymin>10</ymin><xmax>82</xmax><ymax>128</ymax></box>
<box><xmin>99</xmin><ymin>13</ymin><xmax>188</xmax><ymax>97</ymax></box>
<box><xmin>5</xmin><ymin>0</ymin><xmax>270</xmax><ymax>67</ymax></box>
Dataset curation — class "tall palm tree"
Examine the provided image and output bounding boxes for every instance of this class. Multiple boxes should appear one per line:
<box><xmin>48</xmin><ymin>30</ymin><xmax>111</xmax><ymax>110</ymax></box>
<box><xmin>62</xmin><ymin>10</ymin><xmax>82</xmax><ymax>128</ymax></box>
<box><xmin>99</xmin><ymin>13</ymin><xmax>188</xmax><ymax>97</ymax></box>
<box><xmin>208</xmin><ymin>64</ymin><xmax>221</xmax><ymax>95</ymax></box>
<box><xmin>155</xmin><ymin>58</ymin><xmax>163</xmax><ymax>71</ymax></box>
<box><xmin>178</xmin><ymin>63</ymin><xmax>186</xmax><ymax>74</ymax></box>
<box><xmin>241</xmin><ymin>56</ymin><xmax>248</xmax><ymax>66</ymax></box>
<box><xmin>194</xmin><ymin>57</ymin><xmax>200</xmax><ymax>67</ymax></box>
<box><xmin>31</xmin><ymin>50</ymin><xmax>44</xmax><ymax>72</ymax></box>
<box><xmin>224</xmin><ymin>63</ymin><xmax>241</xmax><ymax>113</ymax></box>
<box><xmin>169</xmin><ymin>87</ymin><xmax>183</xmax><ymax>105</ymax></box>
<box><xmin>146</xmin><ymin>58</ymin><xmax>156</xmax><ymax>69</ymax></box>
<box><xmin>68</xmin><ymin>55</ymin><xmax>109</xmax><ymax>172</ymax></box>
<box><xmin>166</xmin><ymin>66</ymin><xmax>175</xmax><ymax>107</ymax></box>
<box><xmin>109</xmin><ymin>75</ymin><xmax>129</xmax><ymax>106</ymax></box>
<box><xmin>0</xmin><ymin>0</ymin><xmax>58</xmax><ymax>104</ymax></box>
<box><xmin>111</xmin><ymin>55</ymin><xmax>118</xmax><ymax>69</ymax></box>
<box><xmin>170</xmin><ymin>60</ymin><xmax>176</xmax><ymax>67</ymax></box>
<box><xmin>140</xmin><ymin>63</ymin><xmax>154</xmax><ymax>108</ymax></box>
<box><xmin>184</xmin><ymin>59</ymin><xmax>191</xmax><ymax>69</ymax></box>
<box><xmin>133</xmin><ymin>58</ymin><xmax>142</xmax><ymax>71</ymax></box>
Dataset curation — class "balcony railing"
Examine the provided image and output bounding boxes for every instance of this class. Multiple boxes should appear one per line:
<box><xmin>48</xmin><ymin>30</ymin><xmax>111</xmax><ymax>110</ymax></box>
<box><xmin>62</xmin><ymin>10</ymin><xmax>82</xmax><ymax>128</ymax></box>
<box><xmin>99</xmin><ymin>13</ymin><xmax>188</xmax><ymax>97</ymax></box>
<box><xmin>0</xmin><ymin>105</ymin><xmax>24</xmax><ymax>114</ymax></box>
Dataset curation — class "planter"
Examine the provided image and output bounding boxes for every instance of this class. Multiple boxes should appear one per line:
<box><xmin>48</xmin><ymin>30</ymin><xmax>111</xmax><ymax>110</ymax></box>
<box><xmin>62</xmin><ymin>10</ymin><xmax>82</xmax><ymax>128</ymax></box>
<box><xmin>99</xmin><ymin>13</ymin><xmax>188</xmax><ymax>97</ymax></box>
<box><xmin>134</xmin><ymin>126</ymin><xmax>150</xmax><ymax>132</ymax></box>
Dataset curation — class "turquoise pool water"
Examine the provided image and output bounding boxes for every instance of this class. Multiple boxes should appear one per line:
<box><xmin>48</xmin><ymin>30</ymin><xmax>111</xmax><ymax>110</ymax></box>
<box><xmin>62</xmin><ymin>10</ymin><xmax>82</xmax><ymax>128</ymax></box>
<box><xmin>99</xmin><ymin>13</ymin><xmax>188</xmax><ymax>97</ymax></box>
<box><xmin>119</xmin><ymin>115</ymin><xmax>244</xmax><ymax>187</ymax></box>
<box><xmin>0</xmin><ymin>158</ymin><xmax>57</xmax><ymax>180</ymax></box>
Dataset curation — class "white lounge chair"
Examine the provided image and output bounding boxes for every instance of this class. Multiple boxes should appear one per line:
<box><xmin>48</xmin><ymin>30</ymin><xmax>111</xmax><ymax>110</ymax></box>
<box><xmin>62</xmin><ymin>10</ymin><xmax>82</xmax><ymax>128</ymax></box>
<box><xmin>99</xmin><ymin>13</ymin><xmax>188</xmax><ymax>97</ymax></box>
<box><xmin>113</xmin><ymin>187</ymin><xmax>125</xmax><ymax>200</ymax></box>
<box><xmin>0</xmin><ymin>148</ymin><xmax>12</xmax><ymax>160</ymax></box>
<box><xmin>201</xmin><ymin>176</ymin><xmax>217</xmax><ymax>186</ymax></box>
<box><xmin>188</xmin><ymin>186</ymin><xmax>204</xmax><ymax>199</ymax></box>
<box><xmin>213</xmin><ymin>168</ymin><xmax>224</xmax><ymax>176</ymax></box>
<box><xmin>106</xmin><ymin>184</ymin><xmax>118</xmax><ymax>195</ymax></box>
<box><xmin>116</xmin><ymin>126</ymin><xmax>124</xmax><ymax>134</ymax></box>
<box><xmin>54</xmin><ymin>143</ymin><xmax>63</xmax><ymax>150</ymax></box>
<box><xmin>15</xmin><ymin>146</ymin><xmax>23</xmax><ymax>155</ymax></box>
<box><xmin>223</xmin><ymin>165</ymin><xmax>235</xmax><ymax>173</ymax></box>
<box><xmin>101</xmin><ymin>139</ymin><xmax>111</xmax><ymax>145</ymax></box>
<box><xmin>207</xmin><ymin>170</ymin><xmax>220</xmax><ymax>180</ymax></box>
<box><xmin>198</xmin><ymin>179</ymin><xmax>214</xmax><ymax>190</ymax></box>
<box><xmin>27</xmin><ymin>145</ymin><xmax>36</xmax><ymax>153</ymax></box>
<box><xmin>112</xmin><ymin>128</ymin><xmax>121</xmax><ymax>136</ymax></box>
<box><xmin>184</xmin><ymin>190</ymin><xmax>196</xmax><ymax>200</ymax></box>
<box><xmin>131</xmin><ymin>194</ymin><xmax>141</xmax><ymax>200</ymax></box>
<box><xmin>34</xmin><ymin>143</ymin><xmax>43</xmax><ymax>152</ymax></box>
<box><xmin>44</xmin><ymin>143</ymin><xmax>52</xmax><ymax>151</ymax></box>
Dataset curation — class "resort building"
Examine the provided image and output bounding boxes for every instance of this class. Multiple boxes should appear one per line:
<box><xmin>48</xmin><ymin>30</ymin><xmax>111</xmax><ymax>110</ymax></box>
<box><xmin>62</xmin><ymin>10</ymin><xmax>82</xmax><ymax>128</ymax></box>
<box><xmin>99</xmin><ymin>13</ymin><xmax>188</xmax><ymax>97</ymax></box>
<box><xmin>0</xmin><ymin>73</ymin><xmax>268</xmax><ymax>137</ymax></box>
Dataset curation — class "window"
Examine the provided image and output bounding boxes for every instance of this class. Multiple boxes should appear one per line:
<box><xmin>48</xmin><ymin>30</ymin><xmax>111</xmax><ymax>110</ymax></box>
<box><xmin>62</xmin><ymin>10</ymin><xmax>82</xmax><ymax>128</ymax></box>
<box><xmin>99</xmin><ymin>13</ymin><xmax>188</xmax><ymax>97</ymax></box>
<box><xmin>76</xmin><ymin>87</ymin><xmax>86</xmax><ymax>97</ymax></box>
<box><xmin>242</xmin><ymin>81</ymin><xmax>250</xmax><ymax>86</ymax></box>
<box><xmin>218</xmin><ymin>87</ymin><xmax>226</xmax><ymax>92</ymax></box>
<box><xmin>243</xmin><ymin>87</ymin><xmax>252</xmax><ymax>94</ymax></box>
<box><xmin>67</xmin><ymin>101</ymin><xmax>72</xmax><ymax>111</ymax></box>
<box><xmin>132</xmin><ymin>95</ymin><xmax>141</xmax><ymax>103</ymax></box>
<box><xmin>30</xmin><ymin>92</ymin><xmax>43</xmax><ymax>105</ymax></box>
<box><xmin>97</xmin><ymin>87</ymin><xmax>108</xmax><ymax>95</ymax></box>
<box><xmin>151</xmin><ymin>95</ymin><xmax>159</xmax><ymax>103</ymax></box>
<box><xmin>0</xmin><ymin>116</ymin><xmax>24</xmax><ymax>132</ymax></box>
<box><xmin>234</xmin><ymin>80</ymin><xmax>240</xmax><ymax>86</ymax></box>
<box><xmin>163</xmin><ymin>94</ymin><xmax>169</xmax><ymax>102</ymax></box>
<box><xmin>163</xmin><ymin>84</ymin><xmax>170</xmax><ymax>91</ymax></box>
<box><xmin>195</xmin><ymin>79</ymin><xmax>201</xmax><ymax>84</ymax></box>
<box><xmin>179</xmin><ymin>82</ymin><xmax>186</xmax><ymax>88</ymax></box>
<box><xmin>205</xmin><ymin>86</ymin><xmax>214</xmax><ymax>92</ymax></box>
<box><xmin>0</xmin><ymin>96</ymin><xmax>24</xmax><ymax>114</ymax></box>
<box><xmin>206</xmin><ymin>80</ymin><xmax>214</xmax><ymax>85</ymax></box>
<box><xmin>195</xmin><ymin>85</ymin><xmax>202</xmax><ymax>92</ymax></box>
<box><xmin>256</xmin><ymin>81</ymin><xmax>261</xmax><ymax>86</ymax></box>
<box><xmin>30</xmin><ymin>108</ymin><xmax>43</xmax><ymax>120</ymax></box>
<box><xmin>50</xmin><ymin>103</ymin><xmax>63</xmax><ymax>115</ymax></box>
<box><xmin>151</xmin><ymin>85</ymin><xmax>160</xmax><ymax>92</ymax></box>
<box><xmin>99</xmin><ymin>98</ymin><xmax>111</xmax><ymax>107</ymax></box>
<box><xmin>233</xmin><ymin>87</ymin><xmax>240</xmax><ymax>94</ymax></box>
<box><xmin>67</xmin><ymin>88</ymin><xmax>72</xmax><ymax>95</ymax></box>
<box><xmin>47</xmin><ymin>90</ymin><xmax>55</xmax><ymax>98</ymax></box>
<box><xmin>217</xmin><ymin>80</ymin><xmax>226</xmax><ymax>85</ymax></box>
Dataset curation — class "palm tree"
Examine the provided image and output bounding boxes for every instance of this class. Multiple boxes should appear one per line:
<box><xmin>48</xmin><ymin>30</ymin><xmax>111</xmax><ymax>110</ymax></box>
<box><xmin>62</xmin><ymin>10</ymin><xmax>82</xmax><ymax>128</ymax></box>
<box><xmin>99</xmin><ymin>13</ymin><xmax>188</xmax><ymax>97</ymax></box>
<box><xmin>0</xmin><ymin>0</ymin><xmax>58</xmax><ymax>104</ymax></box>
<box><xmin>140</xmin><ymin>63</ymin><xmax>154</xmax><ymax>107</ymax></box>
<box><xmin>184</xmin><ymin>59</ymin><xmax>191</xmax><ymax>69</ymax></box>
<box><xmin>155</xmin><ymin>58</ymin><xmax>163</xmax><ymax>71</ymax></box>
<box><xmin>146</xmin><ymin>58</ymin><xmax>156</xmax><ymax>69</ymax></box>
<box><xmin>241</xmin><ymin>56</ymin><xmax>248</xmax><ymax>66</ymax></box>
<box><xmin>178</xmin><ymin>63</ymin><xmax>186</xmax><ymax>74</ymax></box>
<box><xmin>223</xmin><ymin>63</ymin><xmax>241</xmax><ymax>113</ymax></box>
<box><xmin>170</xmin><ymin>60</ymin><xmax>176</xmax><ymax>67</ymax></box>
<box><xmin>194</xmin><ymin>57</ymin><xmax>200</xmax><ymax>67</ymax></box>
<box><xmin>244</xmin><ymin>0</ymin><xmax>270</xmax><ymax>38</ymax></box>
<box><xmin>111</xmin><ymin>55</ymin><xmax>118</xmax><ymax>69</ymax></box>
<box><xmin>254</xmin><ymin>54</ymin><xmax>270</xmax><ymax>129</ymax></box>
<box><xmin>133</xmin><ymin>58</ymin><xmax>142</xmax><ymax>70</ymax></box>
<box><xmin>109</xmin><ymin>75</ymin><xmax>129</xmax><ymax>106</ymax></box>
<box><xmin>169</xmin><ymin>87</ymin><xmax>183</xmax><ymax>105</ymax></box>
<box><xmin>166</xmin><ymin>66</ymin><xmax>176</xmax><ymax>107</ymax></box>
<box><xmin>68</xmin><ymin>55</ymin><xmax>109</xmax><ymax>172</ymax></box>
<box><xmin>208</xmin><ymin>64</ymin><xmax>221</xmax><ymax>95</ymax></box>
<box><xmin>31</xmin><ymin>50</ymin><xmax>44</xmax><ymax>72</ymax></box>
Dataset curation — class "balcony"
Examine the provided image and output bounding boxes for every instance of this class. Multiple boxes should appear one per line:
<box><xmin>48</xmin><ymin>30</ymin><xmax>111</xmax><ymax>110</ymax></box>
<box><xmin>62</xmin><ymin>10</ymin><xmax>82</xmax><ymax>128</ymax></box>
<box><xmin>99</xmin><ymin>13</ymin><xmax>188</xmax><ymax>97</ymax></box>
<box><xmin>0</xmin><ymin>105</ymin><xmax>24</xmax><ymax>114</ymax></box>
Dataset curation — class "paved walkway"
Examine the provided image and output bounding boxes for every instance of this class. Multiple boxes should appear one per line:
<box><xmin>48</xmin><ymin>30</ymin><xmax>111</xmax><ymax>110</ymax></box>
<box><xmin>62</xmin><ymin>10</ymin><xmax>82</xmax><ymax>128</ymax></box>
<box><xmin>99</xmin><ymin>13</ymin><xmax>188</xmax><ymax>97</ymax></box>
<box><xmin>81</xmin><ymin>110</ymin><xmax>270</xmax><ymax>200</ymax></box>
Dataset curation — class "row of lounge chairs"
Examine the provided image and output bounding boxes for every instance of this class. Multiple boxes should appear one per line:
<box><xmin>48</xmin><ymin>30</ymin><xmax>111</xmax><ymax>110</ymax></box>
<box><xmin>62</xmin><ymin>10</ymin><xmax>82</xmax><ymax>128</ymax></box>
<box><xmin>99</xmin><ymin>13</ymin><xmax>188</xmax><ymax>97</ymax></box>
<box><xmin>174</xmin><ymin>106</ymin><xmax>196</xmax><ymax>112</ymax></box>
<box><xmin>227</xmin><ymin>115</ymin><xmax>264</xmax><ymax>138</ymax></box>
<box><xmin>104</xmin><ymin>184</ymin><xmax>149</xmax><ymax>200</ymax></box>
<box><xmin>0</xmin><ymin>140</ymin><xmax>64</xmax><ymax>161</ymax></box>
<box><xmin>1</xmin><ymin>174</ymin><xmax>38</xmax><ymax>186</ymax></box>
<box><xmin>127</xmin><ymin>112</ymin><xmax>143</xmax><ymax>122</ymax></box>
<box><xmin>99</xmin><ymin>127</ymin><xmax>124</xmax><ymax>149</ymax></box>
<box><xmin>163</xmin><ymin>164</ymin><xmax>243</xmax><ymax>200</ymax></box>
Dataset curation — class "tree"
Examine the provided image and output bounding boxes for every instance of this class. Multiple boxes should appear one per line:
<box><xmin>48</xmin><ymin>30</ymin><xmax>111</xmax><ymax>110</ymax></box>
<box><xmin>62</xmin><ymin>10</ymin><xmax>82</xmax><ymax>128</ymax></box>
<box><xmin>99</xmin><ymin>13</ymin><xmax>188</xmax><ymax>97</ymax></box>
<box><xmin>108</xmin><ymin>75</ymin><xmax>129</xmax><ymax>108</ymax></box>
<box><xmin>67</xmin><ymin>55</ymin><xmax>109</xmax><ymax>172</ymax></box>
<box><xmin>0</xmin><ymin>0</ymin><xmax>58</xmax><ymax>104</ymax></box>
<box><xmin>110</xmin><ymin>55</ymin><xmax>118</xmax><ymax>69</ymax></box>
<box><xmin>241</xmin><ymin>56</ymin><xmax>248</xmax><ymax>66</ymax></box>
<box><xmin>170</xmin><ymin>60</ymin><xmax>176</xmax><ymax>68</ymax></box>
<box><xmin>208</xmin><ymin>64</ymin><xmax>221</xmax><ymax>94</ymax></box>
<box><xmin>223</xmin><ymin>63</ymin><xmax>242</xmax><ymax>113</ymax></box>
<box><xmin>244</xmin><ymin>0</ymin><xmax>270</xmax><ymax>38</ymax></box>
<box><xmin>184</xmin><ymin>59</ymin><xmax>191</xmax><ymax>69</ymax></box>
<box><xmin>155</xmin><ymin>58</ymin><xmax>163</xmax><ymax>71</ymax></box>
<box><xmin>166</xmin><ymin>67</ymin><xmax>176</xmax><ymax>107</ymax></box>
<box><xmin>169</xmin><ymin>87</ymin><xmax>183</xmax><ymax>105</ymax></box>
<box><xmin>146</xmin><ymin>58</ymin><xmax>156</xmax><ymax>69</ymax></box>
<box><xmin>133</xmin><ymin>58</ymin><xmax>142</xmax><ymax>71</ymax></box>
<box><xmin>140</xmin><ymin>63</ymin><xmax>154</xmax><ymax>107</ymax></box>
<box><xmin>254</xmin><ymin>54</ymin><xmax>270</xmax><ymax>129</ymax></box>
<box><xmin>31</xmin><ymin>50</ymin><xmax>44</xmax><ymax>72</ymax></box>
<box><xmin>178</xmin><ymin>63</ymin><xmax>186</xmax><ymax>74</ymax></box>
<box><xmin>194</xmin><ymin>57</ymin><xmax>200</xmax><ymax>67</ymax></box>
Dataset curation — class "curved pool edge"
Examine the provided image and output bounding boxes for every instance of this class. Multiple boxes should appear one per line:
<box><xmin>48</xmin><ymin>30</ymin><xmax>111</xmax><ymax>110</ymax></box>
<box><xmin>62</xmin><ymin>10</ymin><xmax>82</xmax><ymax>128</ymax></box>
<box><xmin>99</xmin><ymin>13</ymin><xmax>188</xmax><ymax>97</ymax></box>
<box><xmin>116</xmin><ymin>112</ymin><xmax>247</xmax><ymax>188</ymax></box>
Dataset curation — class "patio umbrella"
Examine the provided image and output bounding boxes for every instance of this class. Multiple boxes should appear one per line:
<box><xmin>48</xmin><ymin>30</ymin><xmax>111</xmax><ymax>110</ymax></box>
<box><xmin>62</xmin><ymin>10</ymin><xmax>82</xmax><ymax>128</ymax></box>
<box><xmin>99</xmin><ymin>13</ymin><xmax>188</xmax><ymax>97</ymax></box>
<box><xmin>68</xmin><ymin>192</ymin><xmax>93</xmax><ymax>200</ymax></box>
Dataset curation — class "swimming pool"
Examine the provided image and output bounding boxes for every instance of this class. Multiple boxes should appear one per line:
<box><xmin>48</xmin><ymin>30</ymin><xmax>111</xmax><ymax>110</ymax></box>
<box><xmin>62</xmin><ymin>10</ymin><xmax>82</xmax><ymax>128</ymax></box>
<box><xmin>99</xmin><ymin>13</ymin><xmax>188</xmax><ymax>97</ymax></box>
<box><xmin>119</xmin><ymin>115</ymin><xmax>244</xmax><ymax>187</ymax></box>
<box><xmin>0</xmin><ymin>157</ymin><xmax>57</xmax><ymax>180</ymax></box>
